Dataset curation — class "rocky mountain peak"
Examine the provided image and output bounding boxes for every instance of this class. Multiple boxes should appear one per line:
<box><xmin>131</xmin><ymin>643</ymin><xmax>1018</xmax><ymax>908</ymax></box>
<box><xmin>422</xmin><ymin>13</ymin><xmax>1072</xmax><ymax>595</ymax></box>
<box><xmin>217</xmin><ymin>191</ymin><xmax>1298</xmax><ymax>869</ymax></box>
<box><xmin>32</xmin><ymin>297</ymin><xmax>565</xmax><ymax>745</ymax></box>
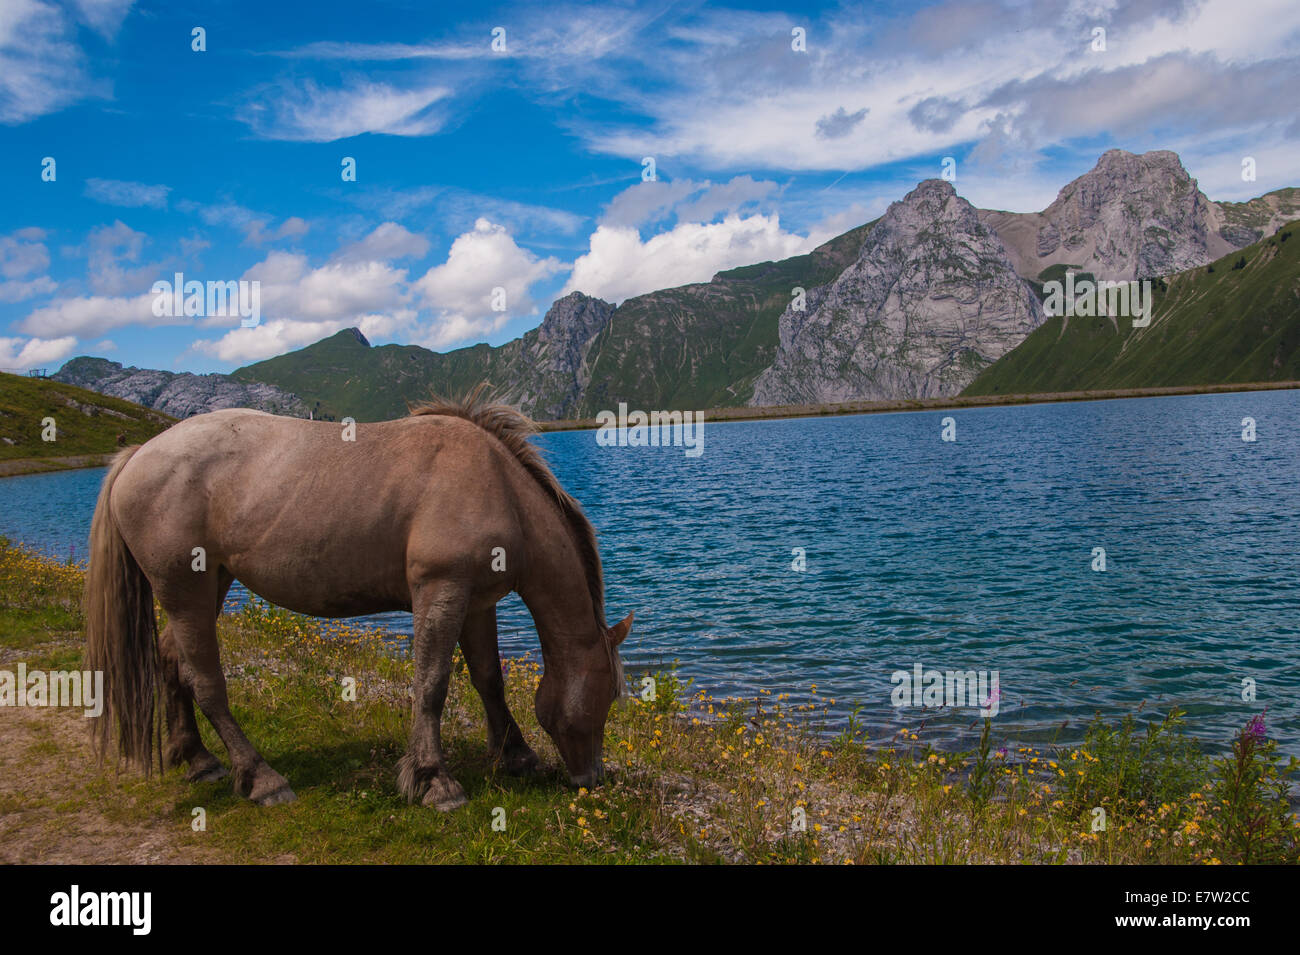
<box><xmin>535</xmin><ymin>291</ymin><xmax>615</xmax><ymax>347</ymax></box>
<box><xmin>1027</xmin><ymin>149</ymin><xmax>1231</xmax><ymax>280</ymax></box>
<box><xmin>487</xmin><ymin>291</ymin><xmax>615</xmax><ymax>419</ymax></box>
<box><xmin>750</xmin><ymin>172</ymin><xmax>1043</xmax><ymax>405</ymax></box>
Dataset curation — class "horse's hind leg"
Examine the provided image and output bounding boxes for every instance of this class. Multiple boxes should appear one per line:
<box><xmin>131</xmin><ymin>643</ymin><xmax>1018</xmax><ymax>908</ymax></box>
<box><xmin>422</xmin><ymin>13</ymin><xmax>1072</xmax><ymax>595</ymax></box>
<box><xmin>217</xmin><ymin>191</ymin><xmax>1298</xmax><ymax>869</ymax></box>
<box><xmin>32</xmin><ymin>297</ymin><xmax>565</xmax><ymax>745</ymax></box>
<box><xmin>161</xmin><ymin>622</ymin><xmax>226</xmax><ymax>781</ymax></box>
<box><xmin>164</xmin><ymin>603</ymin><xmax>295</xmax><ymax>806</ymax></box>
<box><xmin>459</xmin><ymin>606</ymin><xmax>539</xmax><ymax>776</ymax></box>
<box><xmin>161</xmin><ymin>570</ymin><xmax>233</xmax><ymax>782</ymax></box>
<box><xmin>398</xmin><ymin>581</ymin><xmax>469</xmax><ymax>811</ymax></box>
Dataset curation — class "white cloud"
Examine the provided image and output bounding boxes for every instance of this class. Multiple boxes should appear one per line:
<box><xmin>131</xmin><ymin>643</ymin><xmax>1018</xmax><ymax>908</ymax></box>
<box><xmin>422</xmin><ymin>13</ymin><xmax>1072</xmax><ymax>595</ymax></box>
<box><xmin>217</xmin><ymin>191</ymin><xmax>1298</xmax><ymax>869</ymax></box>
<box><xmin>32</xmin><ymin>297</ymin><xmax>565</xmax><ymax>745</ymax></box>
<box><xmin>242</xmin><ymin>80</ymin><xmax>451</xmax><ymax>142</ymax></box>
<box><xmin>0</xmin><ymin>228</ymin><xmax>51</xmax><ymax>279</ymax></box>
<box><xmin>598</xmin><ymin>176</ymin><xmax>782</xmax><ymax>230</ymax></box>
<box><xmin>0</xmin><ymin>228</ymin><xmax>56</xmax><ymax>302</ymax></box>
<box><xmin>565</xmin><ymin>213</ymin><xmax>819</xmax><ymax>304</ymax></box>
<box><xmin>334</xmin><ymin>222</ymin><xmax>430</xmax><ymax>263</ymax></box>
<box><xmin>0</xmin><ymin>335</ymin><xmax>78</xmax><ymax>367</ymax></box>
<box><xmin>414</xmin><ymin>218</ymin><xmax>562</xmax><ymax>347</ymax></box>
<box><xmin>85</xmin><ymin>220</ymin><xmax>156</xmax><ymax>296</ymax></box>
<box><xmin>19</xmin><ymin>292</ymin><xmax>158</xmax><ymax>337</ymax></box>
<box><xmin>601</xmin><ymin>180</ymin><xmax>700</xmax><ymax>228</ymax></box>
<box><xmin>0</xmin><ymin>275</ymin><xmax>57</xmax><ymax>303</ymax></box>
<box><xmin>566</xmin><ymin>0</ymin><xmax>1300</xmax><ymax>202</ymax></box>
<box><xmin>22</xmin><ymin>215</ymin><xmax>566</xmax><ymax>361</ymax></box>
<box><xmin>177</xmin><ymin>200</ymin><xmax>309</xmax><ymax>246</ymax></box>
<box><xmin>70</xmin><ymin>0</ymin><xmax>134</xmax><ymax>39</ymax></box>
<box><xmin>84</xmin><ymin>177</ymin><xmax>171</xmax><ymax>209</ymax></box>
<box><xmin>186</xmin><ymin>248</ymin><xmax>418</xmax><ymax>361</ymax></box>
<box><xmin>0</xmin><ymin>0</ymin><xmax>94</xmax><ymax>123</ymax></box>
<box><xmin>241</xmin><ymin>251</ymin><xmax>410</xmax><ymax>326</ymax></box>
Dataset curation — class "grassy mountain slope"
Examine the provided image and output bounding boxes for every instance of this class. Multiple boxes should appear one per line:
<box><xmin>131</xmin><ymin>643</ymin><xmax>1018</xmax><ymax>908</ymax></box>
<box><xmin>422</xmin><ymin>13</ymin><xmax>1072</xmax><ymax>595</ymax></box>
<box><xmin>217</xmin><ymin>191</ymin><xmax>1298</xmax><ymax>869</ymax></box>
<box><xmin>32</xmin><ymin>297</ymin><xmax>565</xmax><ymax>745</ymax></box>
<box><xmin>0</xmin><ymin>373</ymin><xmax>174</xmax><ymax>461</ymax></box>
<box><xmin>231</xmin><ymin>329</ymin><xmax>494</xmax><ymax>422</ymax></box>
<box><xmin>964</xmin><ymin>221</ymin><xmax>1300</xmax><ymax>396</ymax></box>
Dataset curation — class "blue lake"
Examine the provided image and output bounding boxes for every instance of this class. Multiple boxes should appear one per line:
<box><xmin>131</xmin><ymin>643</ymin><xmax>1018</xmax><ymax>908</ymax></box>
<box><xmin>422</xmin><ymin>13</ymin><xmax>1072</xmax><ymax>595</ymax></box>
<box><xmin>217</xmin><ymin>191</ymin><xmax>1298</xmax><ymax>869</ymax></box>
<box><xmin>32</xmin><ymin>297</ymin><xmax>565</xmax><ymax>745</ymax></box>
<box><xmin>3</xmin><ymin>390</ymin><xmax>1298</xmax><ymax>756</ymax></box>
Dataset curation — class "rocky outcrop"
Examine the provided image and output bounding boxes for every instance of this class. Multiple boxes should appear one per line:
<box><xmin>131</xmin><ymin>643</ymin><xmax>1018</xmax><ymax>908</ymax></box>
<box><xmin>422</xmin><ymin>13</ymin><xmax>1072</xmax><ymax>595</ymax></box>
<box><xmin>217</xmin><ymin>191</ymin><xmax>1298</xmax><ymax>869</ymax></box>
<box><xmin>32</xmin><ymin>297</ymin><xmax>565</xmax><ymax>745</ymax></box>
<box><xmin>980</xmin><ymin>149</ymin><xmax>1240</xmax><ymax>281</ymax></box>
<box><xmin>751</xmin><ymin>179</ymin><xmax>1044</xmax><ymax>405</ymax></box>
<box><xmin>489</xmin><ymin>292</ymin><xmax>615</xmax><ymax>419</ymax></box>
<box><xmin>1214</xmin><ymin>187</ymin><xmax>1300</xmax><ymax>246</ymax></box>
<box><xmin>52</xmin><ymin>357</ymin><xmax>310</xmax><ymax>418</ymax></box>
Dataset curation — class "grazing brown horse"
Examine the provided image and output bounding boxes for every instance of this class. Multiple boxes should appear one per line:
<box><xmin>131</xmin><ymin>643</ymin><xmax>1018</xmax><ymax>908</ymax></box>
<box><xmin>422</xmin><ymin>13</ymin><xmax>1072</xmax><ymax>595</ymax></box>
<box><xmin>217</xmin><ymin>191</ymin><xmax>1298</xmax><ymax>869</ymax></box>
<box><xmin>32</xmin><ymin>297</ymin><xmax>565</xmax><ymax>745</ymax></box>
<box><xmin>85</xmin><ymin>386</ymin><xmax>632</xmax><ymax>810</ymax></box>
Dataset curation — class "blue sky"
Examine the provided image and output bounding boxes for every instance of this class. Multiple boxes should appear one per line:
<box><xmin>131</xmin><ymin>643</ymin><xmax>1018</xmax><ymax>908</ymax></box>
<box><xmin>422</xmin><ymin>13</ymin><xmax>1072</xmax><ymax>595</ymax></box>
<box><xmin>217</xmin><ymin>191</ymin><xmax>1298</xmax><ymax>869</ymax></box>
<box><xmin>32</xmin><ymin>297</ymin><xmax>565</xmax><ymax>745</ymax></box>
<box><xmin>2</xmin><ymin>0</ymin><xmax>1298</xmax><ymax>374</ymax></box>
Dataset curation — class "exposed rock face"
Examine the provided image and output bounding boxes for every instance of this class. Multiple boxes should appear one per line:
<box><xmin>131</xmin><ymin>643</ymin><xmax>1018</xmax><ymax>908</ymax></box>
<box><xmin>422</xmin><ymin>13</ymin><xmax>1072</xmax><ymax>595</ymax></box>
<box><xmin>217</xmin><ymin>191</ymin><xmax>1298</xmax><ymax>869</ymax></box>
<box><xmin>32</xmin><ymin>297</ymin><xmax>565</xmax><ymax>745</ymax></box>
<box><xmin>980</xmin><ymin>149</ymin><xmax>1240</xmax><ymax>281</ymax></box>
<box><xmin>1214</xmin><ymin>187</ymin><xmax>1300</xmax><ymax>246</ymax></box>
<box><xmin>52</xmin><ymin>357</ymin><xmax>309</xmax><ymax>418</ymax></box>
<box><xmin>751</xmin><ymin>179</ymin><xmax>1044</xmax><ymax>405</ymax></box>
<box><xmin>490</xmin><ymin>291</ymin><xmax>615</xmax><ymax>419</ymax></box>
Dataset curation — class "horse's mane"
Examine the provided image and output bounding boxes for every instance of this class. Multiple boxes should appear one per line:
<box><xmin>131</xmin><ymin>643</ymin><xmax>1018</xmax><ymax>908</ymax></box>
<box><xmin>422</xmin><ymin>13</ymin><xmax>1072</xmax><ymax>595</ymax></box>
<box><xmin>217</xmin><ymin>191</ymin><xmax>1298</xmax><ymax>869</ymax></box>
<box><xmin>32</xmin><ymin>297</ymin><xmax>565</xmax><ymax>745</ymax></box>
<box><xmin>408</xmin><ymin>383</ymin><xmax>606</xmax><ymax>629</ymax></box>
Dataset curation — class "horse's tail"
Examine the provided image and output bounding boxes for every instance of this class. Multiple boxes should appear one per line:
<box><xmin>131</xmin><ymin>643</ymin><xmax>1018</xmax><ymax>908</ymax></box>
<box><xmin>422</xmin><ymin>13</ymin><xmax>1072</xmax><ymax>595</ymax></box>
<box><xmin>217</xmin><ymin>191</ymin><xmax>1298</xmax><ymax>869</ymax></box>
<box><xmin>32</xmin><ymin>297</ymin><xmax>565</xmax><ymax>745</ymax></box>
<box><xmin>85</xmin><ymin>445</ymin><xmax>160</xmax><ymax>772</ymax></box>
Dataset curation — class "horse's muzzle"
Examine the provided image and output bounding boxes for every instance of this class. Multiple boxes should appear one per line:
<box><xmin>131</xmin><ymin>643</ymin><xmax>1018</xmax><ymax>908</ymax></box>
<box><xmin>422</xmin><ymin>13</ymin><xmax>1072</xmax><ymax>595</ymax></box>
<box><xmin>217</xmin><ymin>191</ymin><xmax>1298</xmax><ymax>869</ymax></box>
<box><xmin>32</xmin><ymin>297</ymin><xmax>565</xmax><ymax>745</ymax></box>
<box><xmin>568</xmin><ymin>764</ymin><xmax>606</xmax><ymax>788</ymax></box>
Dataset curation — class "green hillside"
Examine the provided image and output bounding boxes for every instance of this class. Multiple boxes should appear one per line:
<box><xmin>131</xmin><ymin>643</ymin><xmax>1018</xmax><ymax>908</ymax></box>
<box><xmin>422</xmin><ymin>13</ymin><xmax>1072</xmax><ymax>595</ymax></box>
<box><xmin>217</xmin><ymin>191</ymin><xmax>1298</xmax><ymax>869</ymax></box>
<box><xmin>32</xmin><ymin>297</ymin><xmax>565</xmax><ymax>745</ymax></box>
<box><xmin>964</xmin><ymin>221</ymin><xmax>1300</xmax><ymax>396</ymax></box>
<box><xmin>231</xmin><ymin>328</ymin><xmax>492</xmax><ymax>422</ymax></box>
<box><xmin>0</xmin><ymin>373</ymin><xmax>174</xmax><ymax>461</ymax></box>
<box><xmin>233</xmin><ymin>222</ymin><xmax>874</xmax><ymax>422</ymax></box>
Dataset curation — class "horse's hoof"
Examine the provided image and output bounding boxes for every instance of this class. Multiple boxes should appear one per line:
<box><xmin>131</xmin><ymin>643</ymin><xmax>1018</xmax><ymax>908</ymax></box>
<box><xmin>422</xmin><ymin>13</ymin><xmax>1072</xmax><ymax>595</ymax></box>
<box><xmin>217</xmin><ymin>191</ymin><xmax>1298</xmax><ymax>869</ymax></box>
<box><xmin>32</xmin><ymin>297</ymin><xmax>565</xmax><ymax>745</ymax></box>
<box><xmin>422</xmin><ymin>777</ymin><xmax>468</xmax><ymax>811</ymax></box>
<box><xmin>186</xmin><ymin>762</ymin><xmax>229</xmax><ymax>784</ymax></box>
<box><xmin>245</xmin><ymin>765</ymin><xmax>295</xmax><ymax>806</ymax></box>
<box><xmin>254</xmin><ymin>785</ymin><xmax>297</xmax><ymax>807</ymax></box>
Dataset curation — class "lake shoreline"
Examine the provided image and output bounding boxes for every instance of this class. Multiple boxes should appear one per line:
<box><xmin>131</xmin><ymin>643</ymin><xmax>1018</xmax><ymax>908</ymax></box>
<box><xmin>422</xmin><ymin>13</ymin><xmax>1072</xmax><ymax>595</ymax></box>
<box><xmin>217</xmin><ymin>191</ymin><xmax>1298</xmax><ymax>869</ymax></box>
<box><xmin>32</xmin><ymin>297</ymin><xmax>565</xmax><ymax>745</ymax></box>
<box><xmin>4</xmin><ymin>380</ymin><xmax>1298</xmax><ymax>476</ymax></box>
<box><xmin>0</xmin><ymin>453</ymin><xmax>117</xmax><ymax>478</ymax></box>
<box><xmin>535</xmin><ymin>380</ymin><xmax>1300</xmax><ymax>432</ymax></box>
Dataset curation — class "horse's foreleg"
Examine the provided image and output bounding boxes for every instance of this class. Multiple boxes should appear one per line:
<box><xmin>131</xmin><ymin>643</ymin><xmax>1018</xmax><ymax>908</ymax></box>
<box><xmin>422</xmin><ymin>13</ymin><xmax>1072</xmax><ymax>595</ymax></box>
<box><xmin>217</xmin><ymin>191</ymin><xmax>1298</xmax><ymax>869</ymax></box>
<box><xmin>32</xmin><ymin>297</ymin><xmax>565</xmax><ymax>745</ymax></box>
<box><xmin>459</xmin><ymin>606</ymin><xmax>539</xmax><ymax>776</ymax></box>
<box><xmin>398</xmin><ymin>583</ymin><xmax>469</xmax><ymax>810</ymax></box>
<box><xmin>165</xmin><ymin>606</ymin><xmax>295</xmax><ymax>806</ymax></box>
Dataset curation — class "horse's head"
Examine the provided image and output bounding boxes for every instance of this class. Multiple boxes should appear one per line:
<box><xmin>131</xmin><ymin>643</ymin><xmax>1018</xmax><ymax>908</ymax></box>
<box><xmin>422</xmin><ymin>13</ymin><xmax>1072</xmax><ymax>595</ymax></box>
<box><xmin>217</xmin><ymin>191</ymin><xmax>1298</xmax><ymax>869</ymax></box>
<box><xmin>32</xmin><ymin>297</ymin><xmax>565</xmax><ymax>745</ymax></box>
<box><xmin>535</xmin><ymin>611</ymin><xmax>633</xmax><ymax>787</ymax></box>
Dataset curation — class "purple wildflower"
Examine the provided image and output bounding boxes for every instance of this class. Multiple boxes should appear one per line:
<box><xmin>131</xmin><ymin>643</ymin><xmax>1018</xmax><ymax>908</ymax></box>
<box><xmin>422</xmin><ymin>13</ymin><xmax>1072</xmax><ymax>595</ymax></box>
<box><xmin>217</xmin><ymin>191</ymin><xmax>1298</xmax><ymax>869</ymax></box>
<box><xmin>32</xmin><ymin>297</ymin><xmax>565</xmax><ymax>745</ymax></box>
<box><xmin>1246</xmin><ymin>712</ymin><xmax>1267</xmax><ymax>742</ymax></box>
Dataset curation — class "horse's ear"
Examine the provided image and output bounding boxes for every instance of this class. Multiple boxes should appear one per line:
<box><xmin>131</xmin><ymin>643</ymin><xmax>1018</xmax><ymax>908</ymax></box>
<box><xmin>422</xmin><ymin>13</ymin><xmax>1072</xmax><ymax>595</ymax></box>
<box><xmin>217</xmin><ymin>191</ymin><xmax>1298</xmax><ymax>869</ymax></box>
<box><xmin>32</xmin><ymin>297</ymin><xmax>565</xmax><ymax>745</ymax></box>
<box><xmin>607</xmin><ymin>611</ymin><xmax>634</xmax><ymax>646</ymax></box>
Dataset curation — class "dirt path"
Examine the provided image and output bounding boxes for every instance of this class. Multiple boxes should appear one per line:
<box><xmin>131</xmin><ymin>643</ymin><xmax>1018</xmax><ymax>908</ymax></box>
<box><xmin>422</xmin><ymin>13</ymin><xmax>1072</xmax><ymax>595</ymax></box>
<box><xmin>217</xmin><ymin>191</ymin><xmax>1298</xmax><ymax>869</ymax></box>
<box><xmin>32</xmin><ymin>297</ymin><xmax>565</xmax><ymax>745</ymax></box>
<box><xmin>0</xmin><ymin>705</ymin><xmax>220</xmax><ymax>864</ymax></box>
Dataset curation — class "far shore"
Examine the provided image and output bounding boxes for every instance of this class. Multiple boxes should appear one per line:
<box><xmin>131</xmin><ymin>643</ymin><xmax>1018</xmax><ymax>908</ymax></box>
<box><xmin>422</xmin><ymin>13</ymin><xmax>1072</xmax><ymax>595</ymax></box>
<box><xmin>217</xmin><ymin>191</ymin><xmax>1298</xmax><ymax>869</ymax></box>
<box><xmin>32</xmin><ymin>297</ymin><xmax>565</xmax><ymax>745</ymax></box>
<box><xmin>0</xmin><ymin>452</ymin><xmax>117</xmax><ymax>478</ymax></box>
<box><xmin>3</xmin><ymin>381</ymin><xmax>1297</xmax><ymax>476</ymax></box>
<box><xmin>534</xmin><ymin>380</ymin><xmax>1300</xmax><ymax>432</ymax></box>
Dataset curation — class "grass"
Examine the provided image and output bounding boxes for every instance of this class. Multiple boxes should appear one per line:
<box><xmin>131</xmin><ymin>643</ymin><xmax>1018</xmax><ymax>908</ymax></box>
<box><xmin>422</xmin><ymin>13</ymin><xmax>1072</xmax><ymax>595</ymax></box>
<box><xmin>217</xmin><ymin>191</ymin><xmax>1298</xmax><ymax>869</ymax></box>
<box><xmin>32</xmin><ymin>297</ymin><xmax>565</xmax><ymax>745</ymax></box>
<box><xmin>0</xmin><ymin>372</ymin><xmax>173</xmax><ymax>462</ymax></box>
<box><xmin>1</xmin><ymin>536</ymin><xmax>1296</xmax><ymax>864</ymax></box>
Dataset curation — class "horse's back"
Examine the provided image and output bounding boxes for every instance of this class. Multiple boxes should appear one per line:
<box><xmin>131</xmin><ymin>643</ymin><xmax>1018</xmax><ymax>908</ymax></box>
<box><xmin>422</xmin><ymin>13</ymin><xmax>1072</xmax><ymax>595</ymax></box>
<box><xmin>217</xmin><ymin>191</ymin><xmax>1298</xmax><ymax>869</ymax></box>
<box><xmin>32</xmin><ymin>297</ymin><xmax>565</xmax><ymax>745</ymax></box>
<box><xmin>109</xmin><ymin>408</ymin><xmax>528</xmax><ymax>616</ymax></box>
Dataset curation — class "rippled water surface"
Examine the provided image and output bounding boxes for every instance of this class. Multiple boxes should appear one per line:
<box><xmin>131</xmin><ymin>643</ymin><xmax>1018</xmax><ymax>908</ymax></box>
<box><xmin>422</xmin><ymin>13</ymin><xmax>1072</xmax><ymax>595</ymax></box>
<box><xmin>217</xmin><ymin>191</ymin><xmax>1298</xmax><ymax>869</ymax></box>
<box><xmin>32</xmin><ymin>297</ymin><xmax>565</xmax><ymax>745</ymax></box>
<box><xmin>3</xmin><ymin>390</ymin><xmax>1298</xmax><ymax>755</ymax></box>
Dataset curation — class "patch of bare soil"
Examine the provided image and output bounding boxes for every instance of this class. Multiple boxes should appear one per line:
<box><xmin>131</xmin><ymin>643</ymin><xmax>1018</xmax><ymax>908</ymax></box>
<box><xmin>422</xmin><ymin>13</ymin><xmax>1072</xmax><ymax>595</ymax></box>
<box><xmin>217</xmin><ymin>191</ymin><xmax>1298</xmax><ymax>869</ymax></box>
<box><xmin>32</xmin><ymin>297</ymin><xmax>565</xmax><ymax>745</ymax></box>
<box><xmin>0</xmin><ymin>705</ymin><xmax>220</xmax><ymax>864</ymax></box>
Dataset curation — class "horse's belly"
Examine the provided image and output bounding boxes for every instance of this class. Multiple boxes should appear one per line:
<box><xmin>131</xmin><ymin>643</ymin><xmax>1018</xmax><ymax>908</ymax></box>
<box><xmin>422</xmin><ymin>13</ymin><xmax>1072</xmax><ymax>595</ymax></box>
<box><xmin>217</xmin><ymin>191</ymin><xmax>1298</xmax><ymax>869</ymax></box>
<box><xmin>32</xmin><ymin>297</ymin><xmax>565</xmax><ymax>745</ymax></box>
<box><xmin>231</xmin><ymin>563</ymin><xmax>411</xmax><ymax>619</ymax></box>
